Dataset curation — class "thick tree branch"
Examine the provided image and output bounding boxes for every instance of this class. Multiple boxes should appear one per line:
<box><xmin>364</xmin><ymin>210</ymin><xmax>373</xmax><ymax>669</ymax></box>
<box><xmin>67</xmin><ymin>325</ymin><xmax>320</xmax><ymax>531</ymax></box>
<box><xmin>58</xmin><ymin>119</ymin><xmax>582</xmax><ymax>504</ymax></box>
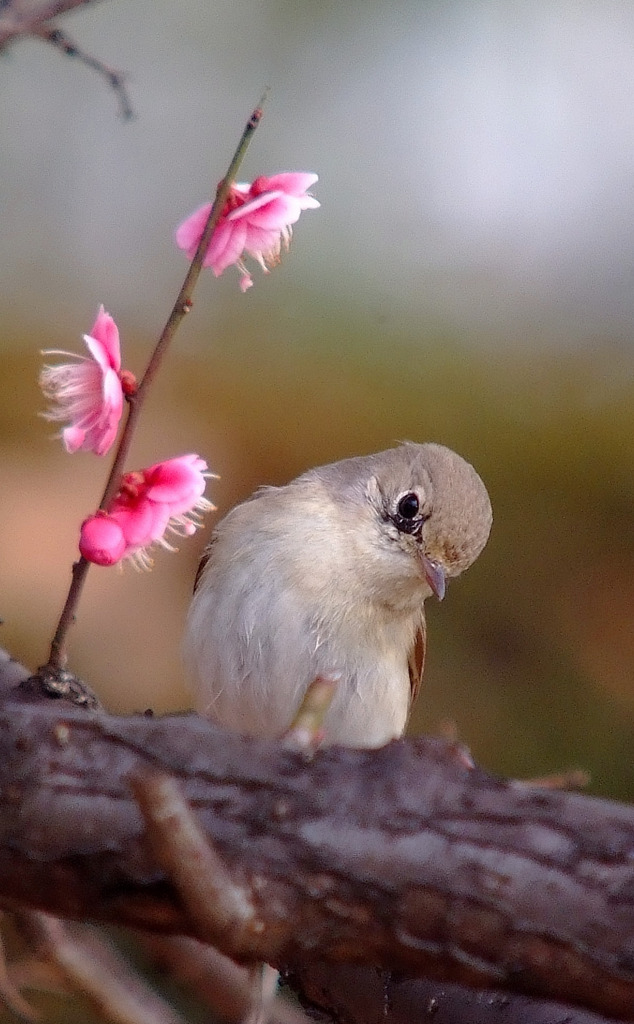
<box><xmin>1</xmin><ymin>651</ymin><xmax>634</xmax><ymax>1022</ymax></box>
<box><xmin>288</xmin><ymin>963</ymin><xmax>626</xmax><ymax>1024</ymax></box>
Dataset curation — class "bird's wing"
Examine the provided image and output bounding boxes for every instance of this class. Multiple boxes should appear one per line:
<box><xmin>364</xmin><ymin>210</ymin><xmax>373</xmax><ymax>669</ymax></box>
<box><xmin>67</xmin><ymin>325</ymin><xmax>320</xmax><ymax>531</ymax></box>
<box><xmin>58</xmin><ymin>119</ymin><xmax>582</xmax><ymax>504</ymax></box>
<box><xmin>193</xmin><ymin>537</ymin><xmax>216</xmax><ymax>593</ymax></box>
<box><xmin>407</xmin><ymin>612</ymin><xmax>427</xmax><ymax>710</ymax></box>
<box><xmin>193</xmin><ymin>487</ymin><xmax>273</xmax><ymax>594</ymax></box>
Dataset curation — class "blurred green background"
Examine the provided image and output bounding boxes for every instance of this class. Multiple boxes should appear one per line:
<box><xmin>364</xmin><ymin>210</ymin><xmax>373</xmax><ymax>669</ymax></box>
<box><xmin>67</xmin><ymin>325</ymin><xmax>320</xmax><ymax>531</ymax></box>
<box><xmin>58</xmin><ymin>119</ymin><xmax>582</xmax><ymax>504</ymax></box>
<box><xmin>2</xmin><ymin>0</ymin><xmax>634</xmax><ymax>808</ymax></box>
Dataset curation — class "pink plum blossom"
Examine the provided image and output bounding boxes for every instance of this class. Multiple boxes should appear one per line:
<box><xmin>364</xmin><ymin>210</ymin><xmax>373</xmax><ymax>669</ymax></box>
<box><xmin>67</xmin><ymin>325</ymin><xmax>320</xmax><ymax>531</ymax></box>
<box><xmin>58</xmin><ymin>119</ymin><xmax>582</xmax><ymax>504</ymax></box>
<box><xmin>40</xmin><ymin>306</ymin><xmax>135</xmax><ymax>455</ymax></box>
<box><xmin>79</xmin><ymin>454</ymin><xmax>215</xmax><ymax>569</ymax></box>
<box><xmin>176</xmin><ymin>172</ymin><xmax>319</xmax><ymax>291</ymax></box>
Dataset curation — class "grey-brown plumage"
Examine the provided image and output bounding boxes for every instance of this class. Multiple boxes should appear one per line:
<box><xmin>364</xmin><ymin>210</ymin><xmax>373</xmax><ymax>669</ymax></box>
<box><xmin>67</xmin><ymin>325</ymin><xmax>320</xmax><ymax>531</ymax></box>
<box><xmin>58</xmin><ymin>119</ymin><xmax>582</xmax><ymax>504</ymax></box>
<box><xmin>184</xmin><ymin>442</ymin><xmax>492</xmax><ymax>747</ymax></box>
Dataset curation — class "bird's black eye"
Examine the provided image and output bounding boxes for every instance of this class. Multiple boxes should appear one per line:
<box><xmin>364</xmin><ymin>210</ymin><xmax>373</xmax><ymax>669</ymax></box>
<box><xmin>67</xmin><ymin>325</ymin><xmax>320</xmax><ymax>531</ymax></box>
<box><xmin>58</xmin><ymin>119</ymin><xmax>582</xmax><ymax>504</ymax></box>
<box><xmin>397</xmin><ymin>492</ymin><xmax>420</xmax><ymax>519</ymax></box>
<box><xmin>389</xmin><ymin>491</ymin><xmax>425</xmax><ymax>536</ymax></box>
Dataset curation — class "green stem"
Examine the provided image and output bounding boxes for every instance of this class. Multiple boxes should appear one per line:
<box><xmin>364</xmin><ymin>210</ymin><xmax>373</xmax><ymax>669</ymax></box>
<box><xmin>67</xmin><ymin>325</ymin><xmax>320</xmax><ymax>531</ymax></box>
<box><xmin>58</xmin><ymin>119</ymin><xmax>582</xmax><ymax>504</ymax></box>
<box><xmin>44</xmin><ymin>97</ymin><xmax>266</xmax><ymax>673</ymax></box>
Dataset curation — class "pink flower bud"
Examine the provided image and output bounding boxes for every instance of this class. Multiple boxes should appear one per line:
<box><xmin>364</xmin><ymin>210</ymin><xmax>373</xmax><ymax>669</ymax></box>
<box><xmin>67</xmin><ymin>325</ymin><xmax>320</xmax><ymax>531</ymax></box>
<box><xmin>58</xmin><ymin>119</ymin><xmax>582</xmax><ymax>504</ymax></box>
<box><xmin>79</xmin><ymin>455</ymin><xmax>216</xmax><ymax>569</ymax></box>
<box><xmin>79</xmin><ymin>514</ymin><xmax>126</xmax><ymax>565</ymax></box>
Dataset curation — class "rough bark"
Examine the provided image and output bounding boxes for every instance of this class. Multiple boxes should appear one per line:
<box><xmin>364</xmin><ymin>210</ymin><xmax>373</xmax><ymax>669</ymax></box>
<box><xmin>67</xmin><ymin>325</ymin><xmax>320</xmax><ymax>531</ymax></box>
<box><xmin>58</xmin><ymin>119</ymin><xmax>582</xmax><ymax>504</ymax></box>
<box><xmin>1</xmin><ymin>651</ymin><xmax>634</xmax><ymax>1021</ymax></box>
<box><xmin>288</xmin><ymin>963</ymin><xmax>626</xmax><ymax>1024</ymax></box>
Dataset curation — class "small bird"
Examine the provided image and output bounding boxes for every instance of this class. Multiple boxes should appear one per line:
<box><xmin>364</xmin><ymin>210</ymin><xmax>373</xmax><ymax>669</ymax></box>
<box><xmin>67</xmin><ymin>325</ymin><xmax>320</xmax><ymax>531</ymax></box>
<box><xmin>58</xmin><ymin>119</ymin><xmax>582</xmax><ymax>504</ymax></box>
<box><xmin>184</xmin><ymin>442</ymin><xmax>492</xmax><ymax>747</ymax></box>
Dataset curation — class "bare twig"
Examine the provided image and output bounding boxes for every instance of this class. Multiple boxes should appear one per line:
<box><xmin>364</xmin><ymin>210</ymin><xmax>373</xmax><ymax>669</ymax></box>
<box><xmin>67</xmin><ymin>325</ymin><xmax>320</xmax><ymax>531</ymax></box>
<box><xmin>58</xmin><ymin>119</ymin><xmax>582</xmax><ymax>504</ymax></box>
<box><xmin>44</xmin><ymin>98</ymin><xmax>265</xmax><ymax>674</ymax></box>
<box><xmin>0</xmin><ymin>0</ymin><xmax>129</xmax><ymax>114</ymax></box>
<box><xmin>134</xmin><ymin>771</ymin><xmax>283</xmax><ymax>1023</ymax></box>
<box><xmin>34</xmin><ymin>25</ymin><xmax>133</xmax><ymax>119</ymax></box>
<box><xmin>283</xmin><ymin>676</ymin><xmax>338</xmax><ymax>750</ymax></box>
<box><xmin>517</xmin><ymin>769</ymin><xmax>591</xmax><ymax>791</ymax></box>
<box><xmin>0</xmin><ymin>918</ymin><xmax>39</xmax><ymax>1022</ymax></box>
<box><xmin>138</xmin><ymin>935</ymin><xmax>309</xmax><ymax>1024</ymax></box>
<box><xmin>131</xmin><ymin>772</ymin><xmax>258</xmax><ymax>959</ymax></box>
<box><xmin>0</xmin><ymin>0</ymin><xmax>106</xmax><ymax>47</ymax></box>
<box><xmin>15</xmin><ymin>912</ymin><xmax>185</xmax><ymax>1024</ymax></box>
<box><xmin>7</xmin><ymin>957</ymin><xmax>69</xmax><ymax>1000</ymax></box>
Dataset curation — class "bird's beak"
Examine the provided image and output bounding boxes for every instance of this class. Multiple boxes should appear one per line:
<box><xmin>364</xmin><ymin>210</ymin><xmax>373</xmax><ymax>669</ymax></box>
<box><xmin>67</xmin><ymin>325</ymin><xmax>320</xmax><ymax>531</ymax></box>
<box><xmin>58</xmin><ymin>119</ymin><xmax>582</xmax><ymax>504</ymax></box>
<box><xmin>419</xmin><ymin>552</ymin><xmax>446</xmax><ymax>600</ymax></box>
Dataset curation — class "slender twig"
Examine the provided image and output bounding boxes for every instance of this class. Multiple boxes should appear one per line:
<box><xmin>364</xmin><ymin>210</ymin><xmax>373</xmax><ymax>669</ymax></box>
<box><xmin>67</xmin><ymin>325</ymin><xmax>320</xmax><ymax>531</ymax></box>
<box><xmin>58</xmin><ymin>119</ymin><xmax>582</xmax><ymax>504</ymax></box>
<box><xmin>0</xmin><ymin>2</ymin><xmax>107</xmax><ymax>49</ymax></box>
<box><xmin>44</xmin><ymin>98</ymin><xmax>265</xmax><ymax>673</ymax></box>
<box><xmin>34</xmin><ymin>25</ymin><xmax>133</xmax><ymax>119</ymax></box>
<box><xmin>131</xmin><ymin>772</ymin><xmax>257</xmax><ymax>957</ymax></box>
<box><xmin>139</xmin><ymin>936</ymin><xmax>310</xmax><ymax>1024</ymax></box>
<box><xmin>15</xmin><ymin>912</ymin><xmax>185</xmax><ymax>1024</ymax></box>
<box><xmin>0</xmin><ymin>918</ymin><xmax>38</xmax><ymax>1022</ymax></box>
<box><xmin>283</xmin><ymin>676</ymin><xmax>338</xmax><ymax>750</ymax></box>
<box><xmin>515</xmin><ymin>768</ymin><xmax>591</xmax><ymax>791</ymax></box>
<box><xmin>0</xmin><ymin>1</ymin><xmax>129</xmax><ymax>115</ymax></box>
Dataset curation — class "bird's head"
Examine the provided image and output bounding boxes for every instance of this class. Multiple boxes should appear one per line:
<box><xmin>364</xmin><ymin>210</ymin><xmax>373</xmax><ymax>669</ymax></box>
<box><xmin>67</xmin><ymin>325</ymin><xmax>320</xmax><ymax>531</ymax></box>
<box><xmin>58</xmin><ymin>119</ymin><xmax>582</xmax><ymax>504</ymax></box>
<box><xmin>365</xmin><ymin>441</ymin><xmax>492</xmax><ymax>601</ymax></box>
<box><xmin>310</xmin><ymin>442</ymin><xmax>491</xmax><ymax>609</ymax></box>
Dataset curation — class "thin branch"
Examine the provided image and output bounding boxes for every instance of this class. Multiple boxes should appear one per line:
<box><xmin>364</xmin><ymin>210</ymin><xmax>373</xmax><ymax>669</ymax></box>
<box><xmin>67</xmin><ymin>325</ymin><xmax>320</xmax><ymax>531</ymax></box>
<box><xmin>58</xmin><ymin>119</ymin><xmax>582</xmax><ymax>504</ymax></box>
<box><xmin>283</xmin><ymin>676</ymin><xmax>338</xmax><ymax>749</ymax></box>
<box><xmin>0</xmin><ymin>918</ymin><xmax>39</xmax><ymax>1022</ymax></box>
<box><xmin>0</xmin><ymin>1</ymin><xmax>106</xmax><ymax>47</ymax></box>
<box><xmin>138</xmin><ymin>936</ymin><xmax>309</xmax><ymax>1024</ymax></box>
<box><xmin>131</xmin><ymin>772</ymin><xmax>257</xmax><ymax>959</ymax></box>
<box><xmin>43</xmin><ymin>98</ymin><xmax>264</xmax><ymax>673</ymax></box>
<box><xmin>6</xmin><ymin>958</ymin><xmax>70</xmax><ymax>1001</ymax></box>
<box><xmin>15</xmin><ymin>912</ymin><xmax>185</xmax><ymax>1024</ymax></box>
<box><xmin>0</xmin><ymin>1</ymin><xmax>106</xmax><ymax>46</ymax></box>
<box><xmin>0</xmin><ymin>0</ymin><xmax>129</xmax><ymax>115</ymax></box>
<box><xmin>134</xmin><ymin>774</ymin><xmax>287</xmax><ymax>1024</ymax></box>
<box><xmin>34</xmin><ymin>25</ymin><xmax>133</xmax><ymax>119</ymax></box>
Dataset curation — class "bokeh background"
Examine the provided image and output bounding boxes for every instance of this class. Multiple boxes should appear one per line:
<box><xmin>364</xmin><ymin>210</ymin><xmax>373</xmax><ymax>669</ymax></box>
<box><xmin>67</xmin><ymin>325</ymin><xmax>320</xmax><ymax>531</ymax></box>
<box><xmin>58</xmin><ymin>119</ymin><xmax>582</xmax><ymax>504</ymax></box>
<box><xmin>2</xmin><ymin>0</ymin><xmax>634</xmax><ymax>804</ymax></box>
